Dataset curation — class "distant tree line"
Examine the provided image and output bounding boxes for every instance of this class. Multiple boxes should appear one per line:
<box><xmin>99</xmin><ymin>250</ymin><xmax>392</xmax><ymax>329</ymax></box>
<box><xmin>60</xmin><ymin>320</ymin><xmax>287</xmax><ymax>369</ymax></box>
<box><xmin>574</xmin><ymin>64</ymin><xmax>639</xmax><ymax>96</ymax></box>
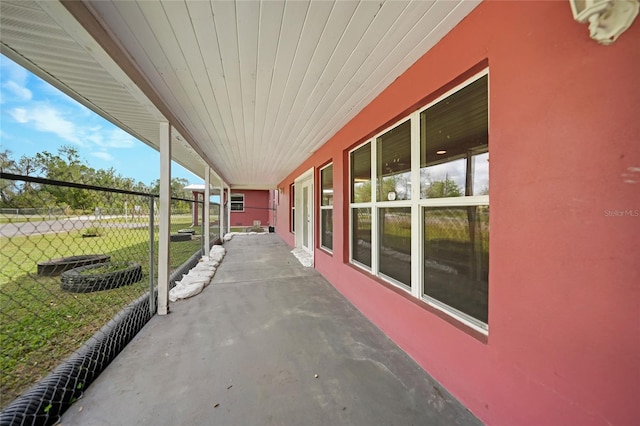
<box><xmin>0</xmin><ymin>146</ymin><xmax>192</xmax><ymax>212</ymax></box>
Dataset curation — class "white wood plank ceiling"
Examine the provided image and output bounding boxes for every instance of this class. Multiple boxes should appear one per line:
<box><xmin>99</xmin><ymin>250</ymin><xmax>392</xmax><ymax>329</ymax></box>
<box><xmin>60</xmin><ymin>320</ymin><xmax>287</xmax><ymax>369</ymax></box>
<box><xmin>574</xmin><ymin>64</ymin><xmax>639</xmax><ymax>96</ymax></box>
<box><xmin>1</xmin><ymin>0</ymin><xmax>480</xmax><ymax>189</ymax></box>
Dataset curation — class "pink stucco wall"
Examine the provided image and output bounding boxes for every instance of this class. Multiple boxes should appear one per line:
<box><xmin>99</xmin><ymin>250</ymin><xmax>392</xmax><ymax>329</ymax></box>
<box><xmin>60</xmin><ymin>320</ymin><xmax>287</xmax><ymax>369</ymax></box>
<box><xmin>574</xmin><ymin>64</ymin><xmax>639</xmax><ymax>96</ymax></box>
<box><xmin>276</xmin><ymin>2</ymin><xmax>640</xmax><ymax>425</ymax></box>
<box><xmin>230</xmin><ymin>189</ymin><xmax>270</xmax><ymax>228</ymax></box>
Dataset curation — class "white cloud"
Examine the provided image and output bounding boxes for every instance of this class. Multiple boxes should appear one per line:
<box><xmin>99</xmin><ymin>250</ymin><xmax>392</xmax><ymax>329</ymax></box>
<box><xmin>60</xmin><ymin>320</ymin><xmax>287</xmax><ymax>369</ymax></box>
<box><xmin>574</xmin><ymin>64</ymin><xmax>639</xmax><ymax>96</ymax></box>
<box><xmin>91</xmin><ymin>151</ymin><xmax>114</xmax><ymax>161</ymax></box>
<box><xmin>3</xmin><ymin>80</ymin><xmax>32</xmax><ymax>101</ymax></box>
<box><xmin>87</xmin><ymin>132</ymin><xmax>104</xmax><ymax>146</ymax></box>
<box><xmin>8</xmin><ymin>103</ymin><xmax>83</xmax><ymax>145</ymax></box>
<box><xmin>1</xmin><ymin>57</ymin><xmax>29</xmax><ymax>85</ymax></box>
<box><xmin>1</xmin><ymin>56</ymin><xmax>32</xmax><ymax>104</ymax></box>
<box><xmin>98</xmin><ymin>129</ymin><xmax>136</xmax><ymax>148</ymax></box>
<box><xmin>85</xmin><ymin>128</ymin><xmax>136</xmax><ymax>149</ymax></box>
<box><xmin>9</xmin><ymin>108</ymin><xmax>28</xmax><ymax>123</ymax></box>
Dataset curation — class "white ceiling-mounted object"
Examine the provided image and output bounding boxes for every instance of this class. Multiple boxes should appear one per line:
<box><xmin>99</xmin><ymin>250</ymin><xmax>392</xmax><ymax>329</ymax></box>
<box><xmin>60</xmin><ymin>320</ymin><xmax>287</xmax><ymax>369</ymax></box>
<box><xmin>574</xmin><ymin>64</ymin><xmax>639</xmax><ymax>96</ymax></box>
<box><xmin>570</xmin><ymin>0</ymin><xmax>640</xmax><ymax>44</ymax></box>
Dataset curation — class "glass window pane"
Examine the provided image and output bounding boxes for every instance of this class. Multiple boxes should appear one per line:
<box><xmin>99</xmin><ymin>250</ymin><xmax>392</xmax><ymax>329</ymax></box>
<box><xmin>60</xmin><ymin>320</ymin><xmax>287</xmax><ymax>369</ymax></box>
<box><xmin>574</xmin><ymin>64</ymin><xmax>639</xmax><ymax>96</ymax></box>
<box><xmin>379</xmin><ymin>207</ymin><xmax>411</xmax><ymax>287</ymax></box>
<box><xmin>421</xmin><ymin>75</ymin><xmax>488</xmax><ymax>198</ymax></box>
<box><xmin>290</xmin><ymin>185</ymin><xmax>295</xmax><ymax>233</ymax></box>
<box><xmin>472</xmin><ymin>152</ymin><xmax>489</xmax><ymax>196</ymax></box>
<box><xmin>321</xmin><ymin>209</ymin><xmax>333</xmax><ymax>250</ymax></box>
<box><xmin>377</xmin><ymin>120</ymin><xmax>411</xmax><ymax>201</ymax></box>
<box><xmin>230</xmin><ymin>194</ymin><xmax>244</xmax><ymax>211</ymax></box>
<box><xmin>321</xmin><ymin>164</ymin><xmax>333</xmax><ymax>206</ymax></box>
<box><xmin>351</xmin><ymin>143</ymin><xmax>371</xmax><ymax>203</ymax></box>
<box><xmin>423</xmin><ymin>206</ymin><xmax>489</xmax><ymax>324</ymax></box>
<box><xmin>351</xmin><ymin>208</ymin><xmax>371</xmax><ymax>267</ymax></box>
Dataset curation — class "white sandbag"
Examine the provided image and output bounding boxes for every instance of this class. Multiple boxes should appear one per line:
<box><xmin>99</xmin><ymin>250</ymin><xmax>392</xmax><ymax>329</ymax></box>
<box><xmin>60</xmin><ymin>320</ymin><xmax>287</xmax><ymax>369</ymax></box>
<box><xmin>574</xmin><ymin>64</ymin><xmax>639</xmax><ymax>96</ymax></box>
<box><xmin>188</xmin><ymin>269</ymin><xmax>215</xmax><ymax>278</ymax></box>
<box><xmin>211</xmin><ymin>245</ymin><xmax>226</xmax><ymax>253</ymax></box>
<box><xmin>223</xmin><ymin>233</ymin><xmax>234</xmax><ymax>241</ymax></box>
<box><xmin>211</xmin><ymin>249</ymin><xmax>225</xmax><ymax>257</ymax></box>
<box><xmin>177</xmin><ymin>275</ymin><xmax>209</xmax><ymax>286</ymax></box>
<box><xmin>169</xmin><ymin>281</ymin><xmax>205</xmax><ymax>302</ymax></box>
<box><xmin>193</xmin><ymin>264</ymin><xmax>216</xmax><ymax>272</ymax></box>
<box><xmin>199</xmin><ymin>258</ymin><xmax>220</xmax><ymax>267</ymax></box>
<box><xmin>168</xmin><ymin>244</ymin><xmax>227</xmax><ymax>302</ymax></box>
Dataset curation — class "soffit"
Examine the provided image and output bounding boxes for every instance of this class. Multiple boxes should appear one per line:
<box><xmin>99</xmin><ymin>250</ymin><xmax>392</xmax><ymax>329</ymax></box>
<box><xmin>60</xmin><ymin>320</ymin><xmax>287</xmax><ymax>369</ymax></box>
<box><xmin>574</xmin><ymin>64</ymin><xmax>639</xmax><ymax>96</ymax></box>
<box><xmin>1</xmin><ymin>0</ymin><xmax>481</xmax><ymax>188</ymax></box>
<box><xmin>0</xmin><ymin>0</ymin><xmax>212</xmax><ymax>182</ymax></box>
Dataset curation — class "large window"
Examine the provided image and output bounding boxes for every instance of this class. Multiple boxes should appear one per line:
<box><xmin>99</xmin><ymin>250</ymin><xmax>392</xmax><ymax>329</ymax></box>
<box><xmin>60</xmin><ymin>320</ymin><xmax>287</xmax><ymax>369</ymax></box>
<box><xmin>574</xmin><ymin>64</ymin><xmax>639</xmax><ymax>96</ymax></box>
<box><xmin>230</xmin><ymin>193</ymin><xmax>244</xmax><ymax>212</ymax></box>
<box><xmin>320</xmin><ymin>164</ymin><xmax>333</xmax><ymax>251</ymax></box>
<box><xmin>348</xmin><ymin>71</ymin><xmax>489</xmax><ymax>331</ymax></box>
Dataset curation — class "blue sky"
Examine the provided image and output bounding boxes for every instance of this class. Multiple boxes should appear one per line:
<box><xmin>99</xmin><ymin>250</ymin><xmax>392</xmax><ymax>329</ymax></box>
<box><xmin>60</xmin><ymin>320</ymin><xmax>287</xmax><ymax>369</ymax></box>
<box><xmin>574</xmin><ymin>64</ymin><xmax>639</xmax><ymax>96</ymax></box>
<box><xmin>0</xmin><ymin>54</ymin><xmax>200</xmax><ymax>186</ymax></box>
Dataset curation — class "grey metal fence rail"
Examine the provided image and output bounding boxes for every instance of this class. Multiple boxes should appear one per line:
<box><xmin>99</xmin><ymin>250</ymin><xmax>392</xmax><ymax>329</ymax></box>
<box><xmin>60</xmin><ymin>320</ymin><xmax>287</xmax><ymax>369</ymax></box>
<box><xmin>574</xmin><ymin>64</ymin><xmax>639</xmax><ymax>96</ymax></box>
<box><xmin>0</xmin><ymin>173</ymin><xmax>217</xmax><ymax>425</ymax></box>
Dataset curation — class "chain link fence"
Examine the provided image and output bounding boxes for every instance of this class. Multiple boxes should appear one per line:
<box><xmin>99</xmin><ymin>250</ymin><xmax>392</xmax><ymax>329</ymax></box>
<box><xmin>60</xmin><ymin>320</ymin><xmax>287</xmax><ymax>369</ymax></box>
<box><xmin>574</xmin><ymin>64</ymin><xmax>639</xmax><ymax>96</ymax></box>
<box><xmin>0</xmin><ymin>173</ymin><xmax>213</xmax><ymax>424</ymax></box>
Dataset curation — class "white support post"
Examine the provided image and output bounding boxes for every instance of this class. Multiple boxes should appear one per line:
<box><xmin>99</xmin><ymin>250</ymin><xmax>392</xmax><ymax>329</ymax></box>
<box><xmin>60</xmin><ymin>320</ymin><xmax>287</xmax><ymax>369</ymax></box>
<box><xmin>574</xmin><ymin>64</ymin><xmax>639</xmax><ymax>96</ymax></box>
<box><xmin>157</xmin><ymin>122</ymin><xmax>171</xmax><ymax>315</ymax></box>
<box><xmin>204</xmin><ymin>165</ymin><xmax>211</xmax><ymax>257</ymax></box>
<box><xmin>219</xmin><ymin>176</ymin><xmax>225</xmax><ymax>238</ymax></box>
<box><xmin>226</xmin><ymin>184</ymin><xmax>231</xmax><ymax>234</ymax></box>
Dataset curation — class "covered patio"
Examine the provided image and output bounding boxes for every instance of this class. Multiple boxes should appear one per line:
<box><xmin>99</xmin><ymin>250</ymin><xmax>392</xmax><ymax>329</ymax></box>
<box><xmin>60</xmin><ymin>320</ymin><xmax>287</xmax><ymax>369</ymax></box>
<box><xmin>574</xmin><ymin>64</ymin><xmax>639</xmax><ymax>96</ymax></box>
<box><xmin>2</xmin><ymin>1</ymin><xmax>638</xmax><ymax>424</ymax></box>
<box><xmin>60</xmin><ymin>233</ymin><xmax>480</xmax><ymax>426</ymax></box>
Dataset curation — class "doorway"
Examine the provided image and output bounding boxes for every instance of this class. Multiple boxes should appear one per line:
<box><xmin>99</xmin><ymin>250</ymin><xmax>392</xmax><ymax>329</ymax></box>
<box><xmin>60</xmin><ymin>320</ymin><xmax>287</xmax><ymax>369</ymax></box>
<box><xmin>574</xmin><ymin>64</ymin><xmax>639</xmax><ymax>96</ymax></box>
<box><xmin>294</xmin><ymin>168</ymin><xmax>314</xmax><ymax>262</ymax></box>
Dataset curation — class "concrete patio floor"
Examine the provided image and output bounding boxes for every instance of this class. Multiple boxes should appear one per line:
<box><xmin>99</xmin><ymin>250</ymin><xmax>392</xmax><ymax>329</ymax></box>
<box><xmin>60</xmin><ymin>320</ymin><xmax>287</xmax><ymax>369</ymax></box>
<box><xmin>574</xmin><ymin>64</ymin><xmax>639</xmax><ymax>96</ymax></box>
<box><xmin>61</xmin><ymin>234</ymin><xmax>482</xmax><ymax>426</ymax></box>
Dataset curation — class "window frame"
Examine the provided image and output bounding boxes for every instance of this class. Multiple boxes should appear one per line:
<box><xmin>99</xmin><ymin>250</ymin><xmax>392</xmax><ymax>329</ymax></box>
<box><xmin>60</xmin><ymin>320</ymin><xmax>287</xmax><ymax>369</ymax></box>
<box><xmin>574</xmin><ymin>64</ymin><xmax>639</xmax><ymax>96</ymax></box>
<box><xmin>319</xmin><ymin>163</ymin><xmax>334</xmax><ymax>253</ymax></box>
<box><xmin>230</xmin><ymin>193</ymin><xmax>245</xmax><ymax>212</ymax></box>
<box><xmin>290</xmin><ymin>183</ymin><xmax>295</xmax><ymax>234</ymax></box>
<box><xmin>348</xmin><ymin>69</ymin><xmax>489</xmax><ymax>334</ymax></box>
<box><xmin>349</xmin><ymin>141</ymin><xmax>373</xmax><ymax>272</ymax></box>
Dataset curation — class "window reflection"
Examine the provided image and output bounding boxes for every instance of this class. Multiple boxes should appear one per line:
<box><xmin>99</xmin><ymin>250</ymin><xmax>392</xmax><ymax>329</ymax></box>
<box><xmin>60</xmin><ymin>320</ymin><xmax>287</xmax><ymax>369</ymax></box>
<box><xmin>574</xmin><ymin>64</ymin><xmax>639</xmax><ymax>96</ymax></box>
<box><xmin>321</xmin><ymin>209</ymin><xmax>333</xmax><ymax>250</ymax></box>
<box><xmin>377</xmin><ymin>120</ymin><xmax>411</xmax><ymax>201</ymax></box>
<box><xmin>321</xmin><ymin>164</ymin><xmax>333</xmax><ymax>250</ymax></box>
<box><xmin>472</xmin><ymin>152</ymin><xmax>489</xmax><ymax>196</ymax></box>
<box><xmin>420</xmin><ymin>75</ymin><xmax>488</xmax><ymax>198</ymax></box>
<box><xmin>423</xmin><ymin>206</ymin><xmax>489</xmax><ymax>323</ymax></box>
<box><xmin>379</xmin><ymin>207</ymin><xmax>411</xmax><ymax>287</ymax></box>
<box><xmin>351</xmin><ymin>143</ymin><xmax>371</xmax><ymax>203</ymax></box>
<box><xmin>321</xmin><ymin>165</ymin><xmax>333</xmax><ymax>206</ymax></box>
<box><xmin>352</xmin><ymin>208</ymin><xmax>372</xmax><ymax>268</ymax></box>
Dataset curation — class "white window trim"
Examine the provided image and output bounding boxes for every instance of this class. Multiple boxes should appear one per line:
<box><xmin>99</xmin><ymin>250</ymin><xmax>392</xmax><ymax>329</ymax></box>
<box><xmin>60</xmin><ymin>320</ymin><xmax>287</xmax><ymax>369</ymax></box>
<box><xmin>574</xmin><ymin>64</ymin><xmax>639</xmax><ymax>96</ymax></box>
<box><xmin>319</xmin><ymin>163</ymin><xmax>333</xmax><ymax>253</ymax></box>
<box><xmin>347</xmin><ymin>69</ymin><xmax>490</xmax><ymax>334</ymax></box>
<box><xmin>349</xmin><ymin>140</ymin><xmax>373</xmax><ymax>272</ymax></box>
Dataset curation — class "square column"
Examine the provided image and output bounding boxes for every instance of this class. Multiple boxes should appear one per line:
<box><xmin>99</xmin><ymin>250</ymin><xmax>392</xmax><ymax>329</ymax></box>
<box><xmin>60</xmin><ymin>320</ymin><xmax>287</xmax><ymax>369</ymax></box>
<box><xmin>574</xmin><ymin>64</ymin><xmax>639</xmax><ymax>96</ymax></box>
<box><xmin>204</xmin><ymin>165</ymin><xmax>211</xmax><ymax>257</ymax></box>
<box><xmin>157</xmin><ymin>121</ymin><xmax>171</xmax><ymax>315</ymax></box>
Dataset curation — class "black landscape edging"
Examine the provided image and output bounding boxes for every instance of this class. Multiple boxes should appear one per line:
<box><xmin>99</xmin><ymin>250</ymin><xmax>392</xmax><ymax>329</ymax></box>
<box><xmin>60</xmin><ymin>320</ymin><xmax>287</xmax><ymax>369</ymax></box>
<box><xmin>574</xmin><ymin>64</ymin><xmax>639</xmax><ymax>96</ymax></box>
<box><xmin>0</xmin><ymin>292</ymin><xmax>152</xmax><ymax>426</ymax></box>
<box><xmin>0</xmin><ymin>241</ymin><xmax>217</xmax><ymax>426</ymax></box>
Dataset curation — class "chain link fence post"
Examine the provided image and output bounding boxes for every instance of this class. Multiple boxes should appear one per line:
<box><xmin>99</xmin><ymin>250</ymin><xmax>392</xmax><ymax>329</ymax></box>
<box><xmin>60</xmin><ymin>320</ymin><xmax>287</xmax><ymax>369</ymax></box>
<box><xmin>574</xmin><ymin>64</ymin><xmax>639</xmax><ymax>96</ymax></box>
<box><xmin>148</xmin><ymin>196</ymin><xmax>156</xmax><ymax>316</ymax></box>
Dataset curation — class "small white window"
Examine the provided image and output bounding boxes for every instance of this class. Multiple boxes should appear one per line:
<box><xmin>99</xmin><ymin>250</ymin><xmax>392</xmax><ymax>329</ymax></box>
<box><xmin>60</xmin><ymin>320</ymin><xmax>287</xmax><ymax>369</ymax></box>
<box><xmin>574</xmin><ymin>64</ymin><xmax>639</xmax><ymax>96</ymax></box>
<box><xmin>230</xmin><ymin>194</ymin><xmax>244</xmax><ymax>212</ymax></box>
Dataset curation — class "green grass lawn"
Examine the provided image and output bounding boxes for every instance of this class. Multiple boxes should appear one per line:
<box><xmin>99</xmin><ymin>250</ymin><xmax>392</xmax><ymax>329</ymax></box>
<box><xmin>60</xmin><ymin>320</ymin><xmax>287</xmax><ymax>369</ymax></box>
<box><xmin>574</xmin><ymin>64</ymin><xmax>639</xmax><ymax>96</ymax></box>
<box><xmin>0</xmin><ymin>217</ymin><xmax>202</xmax><ymax>408</ymax></box>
